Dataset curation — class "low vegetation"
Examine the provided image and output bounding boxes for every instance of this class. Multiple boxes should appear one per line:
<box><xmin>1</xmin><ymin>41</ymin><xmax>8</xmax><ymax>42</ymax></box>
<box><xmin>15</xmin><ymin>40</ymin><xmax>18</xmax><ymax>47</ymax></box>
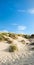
<box><xmin>22</xmin><ymin>34</ymin><xmax>30</xmax><ymax>39</ymax></box>
<box><xmin>0</xmin><ymin>32</ymin><xmax>17</xmax><ymax>42</ymax></box>
<box><xmin>1</xmin><ymin>32</ymin><xmax>8</xmax><ymax>36</ymax></box>
<box><xmin>0</xmin><ymin>34</ymin><xmax>4</xmax><ymax>41</ymax></box>
<box><xmin>0</xmin><ymin>32</ymin><xmax>34</xmax><ymax>43</ymax></box>
<box><xmin>9</xmin><ymin>33</ymin><xmax>17</xmax><ymax>39</ymax></box>
<box><xmin>4</xmin><ymin>38</ymin><xmax>12</xmax><ymax>44</ymax></box>
<box><xmin>30</xmin><ymin>47</ymin><xmax>34</xmax><ymax>51</ymax></box>
<box><xmin>9</xmin><ymin>44</ymin><xmax>18</xmax><ymax>52</ymax></box>
<box><xmin>30</xmin><ymin>34</ymin><xmax>34</xmax><ymax>38</ymax></box>
<box><xmin>17</xmin><ymin>34</ymin><xmax>23</xmax><ymax>36</ymax></box>
<box><xmin>20</xmin><ymin>40</ymin><xmax>25</xmax><ymax>44</ymax></box>
<box><xmin>30</xmin><ymin>43</ymin><xmax>34</xmax><ymax>45</ymax></box>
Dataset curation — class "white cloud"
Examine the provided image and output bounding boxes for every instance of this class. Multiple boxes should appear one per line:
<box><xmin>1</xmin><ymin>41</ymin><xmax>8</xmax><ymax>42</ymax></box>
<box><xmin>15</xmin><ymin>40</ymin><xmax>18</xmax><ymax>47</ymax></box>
<box><xmin>18</xmin><ymin>8</ymin><xmax>34</xmax><ymax>14</ymax></box>
<box><xmin>27</xmin><ymin>8</ymin><xmax>34</xmax><ymax>14</ymax></box>
<box><xmin>18</xmin><ymin>25</ymin><xmax>26</xmax><ymax>31</ymax></box>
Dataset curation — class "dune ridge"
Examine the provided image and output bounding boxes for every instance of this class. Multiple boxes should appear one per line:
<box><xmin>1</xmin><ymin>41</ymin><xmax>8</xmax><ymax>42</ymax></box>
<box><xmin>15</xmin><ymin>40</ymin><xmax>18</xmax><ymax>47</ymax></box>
<box><xmin>0</xmin><ymin>33</ymin><xmax>34</xmax><ymax>65</ymax></box>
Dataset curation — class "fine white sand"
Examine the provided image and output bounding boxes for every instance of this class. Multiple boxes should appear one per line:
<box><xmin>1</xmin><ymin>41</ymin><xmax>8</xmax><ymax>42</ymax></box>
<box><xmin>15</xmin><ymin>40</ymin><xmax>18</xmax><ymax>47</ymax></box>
<box><xmin>0</xmin><ymin>37</ymin><xmax>34</xmax><ymax>65</ymax></box>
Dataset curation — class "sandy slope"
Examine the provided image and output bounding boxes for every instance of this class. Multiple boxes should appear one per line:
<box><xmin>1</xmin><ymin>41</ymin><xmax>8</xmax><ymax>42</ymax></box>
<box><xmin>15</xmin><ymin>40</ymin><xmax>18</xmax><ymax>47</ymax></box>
<box><xmin>0</xmin><ymin>37</ymin><xmax>34</xmax><ymax>65</ymax></box>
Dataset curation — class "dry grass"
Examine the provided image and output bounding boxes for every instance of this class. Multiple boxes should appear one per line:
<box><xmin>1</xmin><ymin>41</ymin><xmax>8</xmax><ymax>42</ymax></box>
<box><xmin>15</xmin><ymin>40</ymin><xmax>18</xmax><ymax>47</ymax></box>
<box><xmin>4</xmin><ymin>38</ymin><xmax>13</xmax><ymax>44</ymax></box>
<box><xmin>17</xmin><ymin>34</ymin><xmax>23</xmax><ymax>37</ymax></box>
<box><xmin>0</xmin><ymin>34</ymin><xmax>4</xmax><ymax>41</ymax></box>
<box><xmin>22</xmin><ymin>34</ymin><xmax>30</xmax><ymax>39</ymax></box>
<box><xmin>0</xmin><ymin>32</ymin><xmax>32</xmax><ymax>42</ymax></box>
<box><xmin>20</xmin><ymin>40</ymin><xmax>25</xmax><ymax>44</ymax></box>
<box><xmin>9</xmin><ymin>44</ymin><xmax>18</xmax><ymax>52</ymax></box>
<box><xmin>9</xmin><ymin>33</ymin><xmax>17</xmax><ymax>39</ymax></box>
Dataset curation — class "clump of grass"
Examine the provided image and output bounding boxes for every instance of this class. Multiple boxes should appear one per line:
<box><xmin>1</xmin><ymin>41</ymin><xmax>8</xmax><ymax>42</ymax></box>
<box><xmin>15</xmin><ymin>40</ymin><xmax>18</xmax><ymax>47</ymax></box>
<box><xmin>17</xmin><ymin>34</ymin><xmax>21</xmax><ymax>36</ymax></box>
<box><xmin>9</xmin><ymin>33</ymin><xmax>17</xmax><ymax>39</ymax></box>
<box><xmin>0</xmin><ymin>37</ymin><xmax>2</xmax><ymax>41</ymax></box>
<box><xmin>0</xmin><ymin>32</ymin><xmax>9</xmax><ymax>41</ymax></box>
<box><xmin>1</xmin><ymin>32</ymin><xmax>8</xmax><ymax>36</ymax></box>
<box><xmin>9</xmin><ymin>45</ymin><xmax>18</xmax><ymax>52</ymax></box>
<box><xmin>22</xmin><ymin>34</ymin><xmax>30</xmax><ymax>39</ymax></box>
<box><xmin>20</xmin><ymin>40</ymin><xmax>25</xmax><ymax>44</ymax></box>
<box><xmin>0</xmin><ymin>34</ymin><xmax>4</xmax><ymax>41</ymax></box>
<box><xmin>4</xmin><ymin>38</ymin><xmax>12</xmax><ymax>44</ymax></box>
<box><xmin>17</xmin><ymin>34</ymin><xmax>23</xmax><ymax>37</ymax></box>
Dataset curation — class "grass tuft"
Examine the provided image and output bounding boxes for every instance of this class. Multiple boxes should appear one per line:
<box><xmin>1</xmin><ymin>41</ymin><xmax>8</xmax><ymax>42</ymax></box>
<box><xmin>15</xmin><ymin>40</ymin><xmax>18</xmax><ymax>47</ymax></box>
<box><xmin>9</xmin><ymin>45</ymin><xmax>18</xmax><ymax>52</ymax></box>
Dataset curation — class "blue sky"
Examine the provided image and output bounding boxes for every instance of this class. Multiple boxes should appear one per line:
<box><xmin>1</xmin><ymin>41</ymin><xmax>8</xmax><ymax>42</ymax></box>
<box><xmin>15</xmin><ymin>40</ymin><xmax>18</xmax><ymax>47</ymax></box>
<box><xmin>0</xmin><ymin>0</ymin><xmax>34</xmax><ymax>34</ymax></box>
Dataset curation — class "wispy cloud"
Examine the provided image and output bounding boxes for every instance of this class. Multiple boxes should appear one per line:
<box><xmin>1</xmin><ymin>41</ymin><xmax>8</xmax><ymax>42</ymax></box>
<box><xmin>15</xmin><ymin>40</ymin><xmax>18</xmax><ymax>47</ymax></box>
<box><xmin>11</xmin><ymin>23</ymin><xmax>26</xmax><ymax>31</ymax></box>
<box><xmin>11</xmin><ymin>23</ymin><xmax>26</xmax><ymax>33</ymax></box>
<box><xmin>11</xmin><ymin>23</ymin><xmax>26</xmax><ymax>30</ymax></box>
<box><xmin>18</xmin><ymin>25</ymin><xmax>26</xmax><ymax>31</ymax></box>
<box><xmin>18</xmin><ymin>8</ymin><xmax>34</xmax><ymax>14</ymax></box>
<box><xmin>15</xmin><ymin>25</ymin><xmax>26</xmax><ymax>34</ymax></box>
<box><xmin>27</xmin><ymin>8</ymin><xmax>34</xmax><ymax>14</ymax></box>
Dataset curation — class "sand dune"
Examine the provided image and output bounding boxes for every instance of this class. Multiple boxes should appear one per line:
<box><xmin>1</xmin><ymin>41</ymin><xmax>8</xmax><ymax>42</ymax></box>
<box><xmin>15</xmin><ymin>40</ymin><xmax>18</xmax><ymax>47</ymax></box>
<box><xmin>0</xmin><ymin>35</ymin><xmax>34</xmax><ymax>65</ymax></box>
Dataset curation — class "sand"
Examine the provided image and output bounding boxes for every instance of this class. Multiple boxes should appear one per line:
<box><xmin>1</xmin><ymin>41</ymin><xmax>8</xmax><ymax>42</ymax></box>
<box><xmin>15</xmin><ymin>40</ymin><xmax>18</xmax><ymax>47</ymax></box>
<box><xmin>0</xmin><ymin>37</ymin><xmax>34</xmax><ymax>65</ymax></box>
